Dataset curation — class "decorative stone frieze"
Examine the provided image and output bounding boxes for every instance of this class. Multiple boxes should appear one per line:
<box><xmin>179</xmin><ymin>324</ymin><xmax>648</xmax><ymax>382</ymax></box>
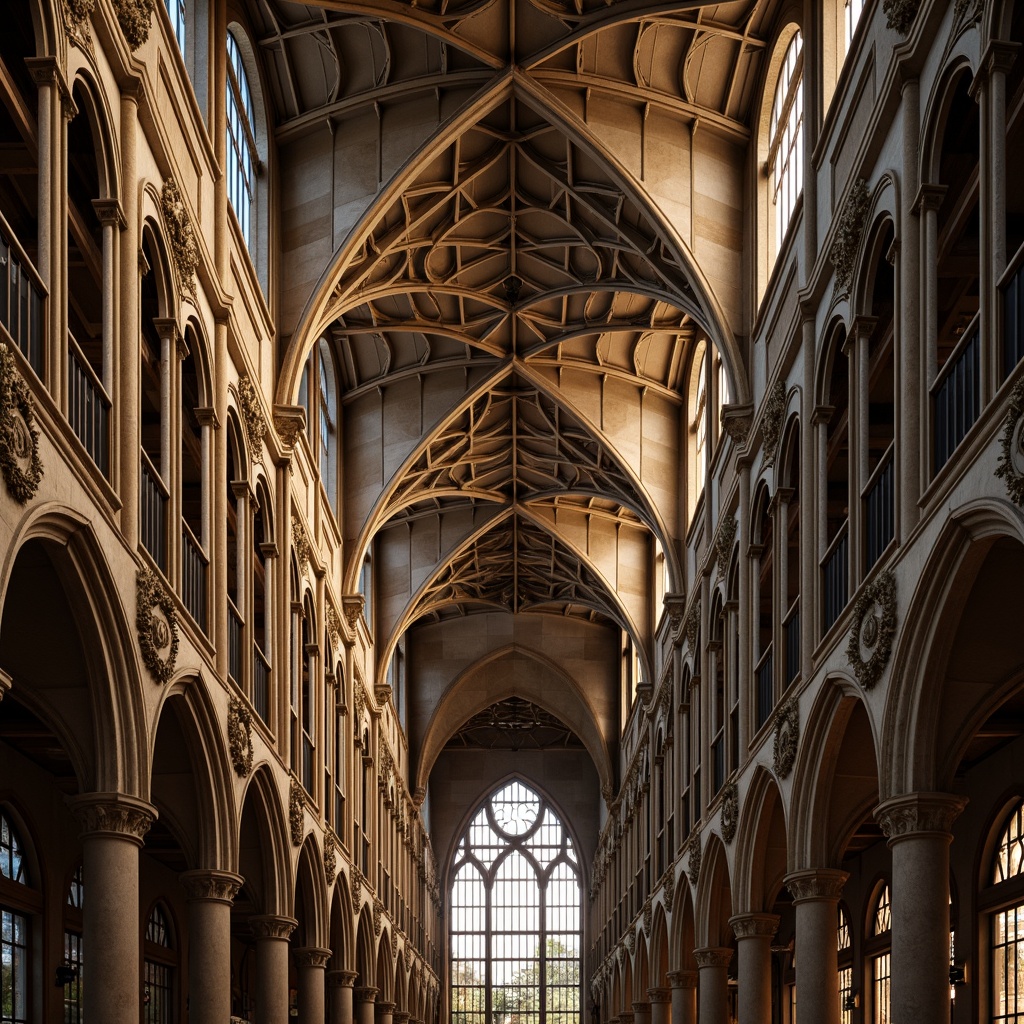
<box><xmin>352</xmin><ymin>865</ymin><xmax>363</xmax><ymax>905</ymax></box>
<box><xmin>830</xmin><ymin>178</ymin><xmax>871</xmax><ymax>293</ymax></box>
<box><xmin>693</xmin><ymin>947</ymin><xmax>732</xmax><ymax>969</ymax></box>
<box><xmin>180</xmin><ymin>869</ymin><xmax>243</xmax><ymax>903</ymax></box>
<box><xmin>720</xmin><ymin>782</ymin><xmax>739</xmax><ymax>843</ymax></box>
<box><xmin>294</xmin><ymin>946</ymin><xmax>332</xmax><ymax>969</ymax></box>
<box><xmin>0</xmin><ymin>345</ymin><xmax>43</xmax><ymax>504</ymax></box>
<box><xmin>846</xmin><ymin>569</ymin><xmax>897</xmax><ymax>689</ymax></box>
<box><xmin>761</xmin><ymin>380</ymin><xmax>787</xmax><ymax>467</ymax></box>
<box><xmin>69</xmin><ymin>793</ymin><xmax>156</xmax><ymax>843</ymax></box>
<box><xmin>327</xmin><ymin>604</ymin><xmax>342</xmax><ymax>651</ymax></box>
<box><xmin>136</xmin><ymin>567</ymin><xmax>179</xmax><ymax>685</ymax></box>
<box><xmin>325</xmin><ymin>828</ymin><xmax>337</xmax><ymax>886</ymax></box>
<box><xmin>661</xmin><ymin>868</ymin><xmax>675</xmax><ymax>912</ymax></box>
<box><xmin>720</xmin><ymin>403</ymin><xmax>753</xmax><ymax>445</ymax></box>
<box><xmin>250</xmin><ymin>915</ymin><xmax>297</xmax><ymax>941</ymax></box>
<box><xmin>882</xmin><ymin>0</ymin><xmax>920</xmax><ymax>34</ymax></box>
<box><xmin>686</xmin><ymin>831</ymin><xmax>702</xmax><ymax>885</ymax></box>
<box><xmin>228</xmin><ymin>697</ymin><xmax>253</xmax><ymax>776</ymax></box>
<box><xmin>161</xmin><ymin>178</ymin><xmax>199</xmax><ymax>292</ymax></box>
<box><xmin>996</xmin><ymin>379</ymin><xmax>1024</xmax><ymax>506</ymax></box>
<box><xmin>289</xmin><ymin>775</ymin><xmax>304</xmax><ymax>845</ymax></box>
<box><xmin>773</xmin><ymin>697</ymin><xmax>799</xmax><ymax>778</ymax></box>
<box><xmin>715</xmin><ymin>515</ymin><xmax>736</xmax><ymax>580</ymax></box>
<box><xmin>784</xmin><ymin>868</ymin><xmax>849</xmax><ymax>903</ymax></box>
<box><xmin>642</xmin><ymin>899</ymin><xmax>652</xmax><ymax>936</ymax></box>
<box><xmin>292</xmin><ymin>514</ymin><xmax>311</xmax><ymax>574</ymax></box>
<box><xmin>874</xmin><ymin>792</ymin><xmax>967</xmax><ymax>840</ymax></box>
<box><xmin>237</xmin><ymin>374</ymin><xmax>267</xmax><ymax>459</ymax></box>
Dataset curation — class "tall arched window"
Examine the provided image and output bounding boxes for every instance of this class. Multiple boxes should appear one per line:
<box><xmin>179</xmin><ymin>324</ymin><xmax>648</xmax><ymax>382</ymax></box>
<box><xmin>769</xmin><ymin>31</ymin><xmax>804</xmax><ymax>257</ymax></box>
<box><xmin>63</xmin><ymin>864</ymin><xmax>84</xmax><ymax>1021</ymax></box>
<box><xmin>0</xmin><ymin>810</ymin><xmax>31</xmax><ymax>1024</ymax></box>
<box><xmin>226</xmin><ymin>30</ymin><xmax>257</xmax><ymax>249</ymax></box>
<box><xmin>837</xmin><ymin>903</ymin><xmax>852</xmax><ymax>1024</ymax></box>
<box><xmin>869</xmin><ymin>883</ymin><xmax>891</xmax><ymax>1023</ymax></box>
<box><xmin>450</xmin><ymin>780</ymin><xmax>581</xmax><ymax>1024</ymax></box>
<box><xmin>989</xmin><ymin>799</ymin><xmax>1024</xmax><ymax>1022</ymax></box>
<box><xmin>686</xmin><ymin>341</ymin><xmax>708</xmax><ymax>523</ymax></box>
<box><xmin>164</xmin><ymin>0</ymin><xmax>186</xmax><ymax>53</ymax></box>
<box><xmin>143</xmin><ymin>902</ymin><xmax>176</xmax><ymax>1022</ymax></box>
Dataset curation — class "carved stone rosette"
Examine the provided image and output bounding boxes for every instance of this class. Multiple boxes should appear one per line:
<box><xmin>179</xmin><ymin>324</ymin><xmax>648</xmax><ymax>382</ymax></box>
<box><xmin>161</xmin><ymin>178</ymin><xmax>199</xmax><ymax>291</ymax></box>
<box><xmin>883</xmin><ymin>0</ymin><xmax>920</xmax><ymax>34</ymax></box>
<box><xmin>686</xmin><ymin>832</ymin><xmax>702</xmax><ymax>886</ymax></box>
<box><xmin>720</xmin><ymin>782</ymin><xmax>739</xmax><ymax>843</ymax></box>
<box><xmin>761</xmin><ymin>380</ymin><xmax>787</xmax><ymax>467</ymax></box>
<box><xmin>772</xmin><ymin>697</ymin><xmax>799</xmax><ymax>779</ymax></box>
<box><xmin>292</xmin><ymin>514</ymin><xmax>311</xmax><ymax>574</ymax></box>
<box><xmin>995</xmin><ymin>379</ymin><xmax>1024</xmax><ymax>507</ymax></box>
<box><xmin>846</xmin><ymin>568</ymin><xmax>897</xmax><ymax>690</ymax></box>
<box><xmin>136</xmin><ymin>567</ymin><xmax>179</xmax><ymax>685</ymax></box>
<box><xmin>715</xmin><ymin>516</ymin><xmax>736</xmax><ymax>581</ymax></box>
<box><xmin>228</xmin><ymin>697</ymin><xmax>253</xmax><ymax>777</ymax></box>
<box><xmin>237</xmin><ymin>374</ymin><xmax>267</xmax><ymax>460</ymax></box>
<box><xmin>289</xmin><ymin>776</ymin><xmax>304</xmax><ymax>846</ymax></box>
<box><xmin>0</xmin><ymin>344</ymin><xmax>43</xmax><ymax>504</ymax></box>
<box><xmin>874</xmin><ymin>792</ymin><xmax>967</xmax><ymax>841</ymax></box>
<box><xmin>830</xmin><ymin>178</ymin><xmax>871</xmax><ymax>294</ymax></box>
<box><xmin>325</xmin><ymin>828</ymin><xmax>337</xmax><ymax>885</ymax></box>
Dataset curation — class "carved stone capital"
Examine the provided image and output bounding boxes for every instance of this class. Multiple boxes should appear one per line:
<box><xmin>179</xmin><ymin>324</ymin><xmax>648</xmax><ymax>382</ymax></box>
<box><xmin>874</xmin><ymin>792</ymin><xmax>967</xmax><ymax>842</ymax></box>
<box><xmin>0</xmin><ymin>344</ymin><xmax>43</xmax><ymax>504</ymax></box>
<box><xmin>846</xmin><ymin>569</ymin><xmax>897</xmax><ymax>690</ymax></box>
<box><xmin>354</xmin><ymin>987</ymin><xmax>379</xmax><ymax>1004</ymax></box>
<box><xmin>92</xmin><ymin>197</ymin><xmax>127</xmax><ymax>230</ymax></box>
<box><xmin>915</xmin><ymin>182</ymin><xmax>948</xmax><ymax>213</ymax></box>
<box><xmin>784</xmin><ymin>868</ymin><xmax>849</xmax><ymax>904</ymax></box>
<box><xmin>69</xmin><ymin>793</ymin><xmax>156</xmax><ymax>845</ymax></box>
<box><xmin>294</xmin><ymin>946</ymin><xmax>333</xmax><ymax>970</ymax></box>
<box><xmin>729</xmin><ymin>912</ymin><xmax>780</xmax><ymax>939</ymax></box>
<box><xmin>721</xmin><ymin>402</ymin><xmax>754</xmax><ymax>445</ymax></box>
<box><xmin>179</xmin><ymin>869</ymin><xmax>243</xmax><ymax>904</ymax></box>
<box><xmin>274</xmin><ymin>404</ymin><xmax>307</xmax><ymax>452</ymax></box>
<box><xmin>327</xmin><ymin>969</ymin><xmax>359</xmax><ymax>988</ymax></box>
<box><xmin>394</xmin><ymin>1012</ymin><xmax>412</xmax><ymax>1024</ymax></box>
<box><xmin>666</xmin><ymin>970</ymin><xmax>697</xmax><ymax>990</ymax></box>
<box><xmin>250</xmin><ymin>915</ymin><xmax>297</xmax><ymax>941</ymax></box>
<box><xmin>693</xmin><ymin>947</ymin><xmax>733</xmax><ymax>970</ymax></box>
<box><xmin>647</xmin><ymin>989</ymin><xmax>671</xmax><ymax>1004</ymax></box>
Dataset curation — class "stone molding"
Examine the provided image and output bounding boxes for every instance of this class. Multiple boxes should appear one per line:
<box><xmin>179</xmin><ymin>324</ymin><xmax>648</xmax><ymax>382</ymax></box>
<box><xmin>160</xmin><ymin>177</ymin><xmax>199</xmax><ymax>290</ymax></box>
<box><xmin>0</xmin><ymin>344</ymin><xmax>43</xmax><ymax>504</ymax></box>
<box><xmin>647</xmin><ymin>988</ymin><xmax>671</xmax><ymax>1004</ymax></box>
<box><xmin>180</xmin><ymin>869</ymin><xmax>243</xmax><ymax>903</ymax></box>
<box><xmin>666</xmin><ymin>970</ymin><xmax>697</xmax><ymax>989</ymax></box>
<box><xmin>874</xmin><ymin>792</ymin><xmax>967</xmax><ymax>841</ymax></box>
<box><xmin>772</xmin><ymin>697</ymin><xmax>799</xmax><ymax>779</ymax></box>
<box><xmin>292</xmin><ymin>514</ymin><xmax>312</xmax><ymax>574</ymax></box>
<box><xmin>720</xmin><ymin>781</ymin><xmax>739</xmax><ymax>843</ymax></box>
<box><xmin>273</xmin><ymin>404</ymin><xmax>306</xmax><ymax>451</ymax></box>
<box><xmin>830</xmin><ymin>178</ymin><xmax>871</xmax><ymax>293</ymax></box>
<box><xmin>686</xmin><ymin>831</ymin><xmax>702</xmax><ymax>885</ymax></box>
<box><xmin>761</xmin><ymin>380</ymin><xmax>787</xmax><ymax>467</ymax></box>
<box><xmin>784</xmin><ymin>868</ymin><xmax>849</xmax><ymax>903</ymax></box>
<box><xmin>228</xmin><ymin>697</ymin><xmax>253</xmax><ymax>776</ymax></box>
<box><xmin>883</xmin><ymin>0</ymin><xmax>920</xmax><ymax>34</ymax></box>
<box><xmin>237</xmin><ymin>374</ymin><xmax>267</xmax><ymax>459</ymax></box>
<box><xmin>62</xmin><ymin>0</ymin><xmax>96</xmax><ymax>48</ymax></box>
<box><xmin>294</xmin><ymin>946</ymin><xmax>332</xmax><ymax>970</ymax></box>
<box><xmin>996</xmin><ymin>379</ymin><xmax>1024</xmax><ymax>506</ymax></box>
<box><xmin>721</xmin><ymin>403</ymin><xmax>753</xmax><ymax>445</ymax></box>
<box><xmin>729</xmin><ymin>912</ymin><xmax>780</xmax><ymax>939</ymax></box>
<box><xmin>250</xmin><ymin>915</ymin><xmax>297</xmax><ymax>941</ymax></box>
<box><xmin>846</xmin><ymin>569</ymin><xmax>897</xmax><ymax>689</ymax></box>
<box><xmin>136</xmin><ymin>567</ymin><xmax>179</xmax><ymax>684</ymax></box>
<box><xmin>69</xmin><ymin>793</ymin><xmax>156</xmax><ymax>844</ymax></box>
<box><xmin>325</xmin><ymin>827</ymin><xmax>337</xmax><ymax>885</ymax></box>
<box><xmin>693</xmin><ymin>947</ymin><xmax>733</xmax><ymax>969</ymax></box>
<box><xmin>0</xmin><ymin>668</ymin><xmax>11</xmax><ymax>702</ymax></box>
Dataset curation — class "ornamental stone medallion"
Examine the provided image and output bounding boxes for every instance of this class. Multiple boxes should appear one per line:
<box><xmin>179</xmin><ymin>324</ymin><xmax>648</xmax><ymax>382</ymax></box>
<box><xmin>686</xmin><ymin>832</ymin><xmax>702</xmax><ymax>885</ymax></box>
<box><xmin>720</xmin><ymin>782</ymin><xmax>739</xmax><ymax>843</ymax></box>
<box><xmin>996</xmin><ymin>380</ymin><xmax>1024</xmax><ymax>507</ymax></box>
<box><xmin>228</xmin><ymin>697</ymin><xmax>253</xmax><ymax>776</ymax></box>
<box><xmin>0</xmin><ymin>344</ymin><xmax>43</xmax><ymax>504</ymax></box>
<box><xmin>846</xmin><ymin>569</ymin><xmax>897</xmax><ymax>689</ymax></box>
<box><xmin>136</xmin><ymin>568</ymin><xmax>178</xmax><ymax>684</ymax></box>
<box><xmin>773</xmin><ymin>697</ymin><xmax>799</xmax><ymax>779</ymax></box>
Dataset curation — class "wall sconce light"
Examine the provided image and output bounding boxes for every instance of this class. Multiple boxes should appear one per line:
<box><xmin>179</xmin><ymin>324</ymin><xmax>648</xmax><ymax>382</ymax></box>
<box><xmin>843</xmin><ymin>991</ymin><xmax>859</xmax><ymax>1011</ymax></box>
<box><xmin>54</xmin><ymin>962</ymin><xmax>77</xmax><ymax>987</ymax></box>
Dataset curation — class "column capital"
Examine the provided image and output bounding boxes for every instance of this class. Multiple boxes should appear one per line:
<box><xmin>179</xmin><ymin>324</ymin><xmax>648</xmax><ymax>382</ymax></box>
<box><xmin>393</xmin><ymin>1013</ymin><xmax>411</xmax><ymax>1024</ymax></box>
<box><xmin>617</xmin><ymin>1012</ymin><xmax>634</xmax><ymax>1024</ymax></box>
<box><xmin>68</xmin><ymin>792</ymin><xmax>156</xmax><ymax>846</ymax></box>
<box><xmin>249</xmin><ymin>914</ymin><xmax>297</xmax><ymax>941</ymax></box>
<box><xmin>377</xmin><ymin>1001</ymin><xmax>397</xmax><ymax>1014</ymax></box>
<box><xmin>646</xmin><ymin>988</ymin><xmax>671</xmax><ymax>1004</ymax></box>
<box><xmin>354</xmin><ymin>986</ymin><xmax>379</xmax><ymax>1004</ymax></box>
<box><xmin>915</xmin><ymin>182</ymin><xmax>947</xmax><ymax>214</ymax></box>
<box><xmin>666</xmin><ymin>970</ymin><xmax>697</xmax><ymax>990</ymax></box>
<box><xmin>631</xmin><ymin>1001</ymin><xmax>650</xmax><ymax>1014</ymax></box>
<box><xmin>693</xmin><ymin>947</ymin><xmax>733</xmax><ymax>969</ymax></box>
<box><xmin>874</xmin><ymin>791</ymin><xmax>967</xmax><ymax>843</ymax></box>
<box><xmin>729</xmin><ymin>912</ymin><xmax>780</xmax><ymax>939</ymax></box>
<box><xmin>327</xmin><ymin>969</ymin><xmax>359</xmax><ymax>988</ymax></box>
<box><xmin>179</xmin><ymin>868</ymin><xmax>243</xmax><ymax>904</ymax></box>
<box><xmin>784</xmin><ymin>867</ymin><xmax>849</xmax><ymax>903</ymax></box>
<box><xmin>294</xmin><ymin>945</ymin><xmax>332</xmax><ymax>969</ymax></box>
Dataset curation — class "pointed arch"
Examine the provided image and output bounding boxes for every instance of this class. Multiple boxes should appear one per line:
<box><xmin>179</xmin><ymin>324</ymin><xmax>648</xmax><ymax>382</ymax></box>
<box><xmin>693</xmin><ymin>832</ymin><xmax>733</xmax><ymax>948</ymax></box>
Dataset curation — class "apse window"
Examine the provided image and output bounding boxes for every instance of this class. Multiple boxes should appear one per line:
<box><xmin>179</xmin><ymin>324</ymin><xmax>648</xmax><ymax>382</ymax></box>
<box><xmin>450</xmin><ymin>780</ymin><xmax>581</xmax><ymax>1024</ymax></box>
<box><xmin>769</xmin><ymin>31</ymin><xmax>804</xmax><ymax>256</ymax></box>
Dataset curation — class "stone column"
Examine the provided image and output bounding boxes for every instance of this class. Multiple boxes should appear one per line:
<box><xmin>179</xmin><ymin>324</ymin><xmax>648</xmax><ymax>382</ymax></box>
<box><xmin>617</xmin><ymin>1009</ymin><xmax>633</xmax><ymax>1024</ymax></box>
<box><xmin>394</xmin><ymin>1010</ymin><xmax>411</xmax><ymax>1024</ymax></box>
<box><xmin>250</xmin><ymin>915</ymin><xmax>297</xmax><ymax>1024</ymax></box>
<box><xmin>693</xmin><ymin>948</ymin><xmax>732</xmax><ymax>1024</ymax></box>
<box><xmin>377</xmin><ymin>999</ymin><xmax>396</xmax><ymax>1024</ymax></box>
<box><xmin>647</xmin><ymin>987</ymin><xmax>671</xmax><ymax>1024</ymax></box>
<box><xmin>875</xmin><ymin>793</ymin><xmax>966</xmax><ymax>1023</ymax></box>
<box><xmin>729</xmin><ymin>913</ymin><xmax>779</xmax><ymax>1024</ymax></box>
<box><xmin>69</xmin><ymin>794</ymin><xmax>156</xmax><ymax>1024</ymax></box>
<box><xmin>355</xmin><ymin>986</ymin><xmax>379</xmax><ymax>1024</ymax></box>
<box><xmin>631</xmin><ymin>999</ymin><xmax>650</xmax><ymax>1024</ymax></box>
<box><xmin>295</xmin><ymin>946</ymin><xmax>332</xmax><ymax>1024</ymax></box>
<box><xmin>180</xmin><ymin>869</ymin><xmax>243</xmax><ymax>1024</ymax></box>
<box><xmin>785</xmin><ymin>868</ymin><xmax>849</xmax><ymax>1024</ymax></box>
<box><xmin>327</xmin><ymin>969</ymin><xmax>358</xmax><ymax>1024</ymax></box>
<box><xmin>666</xmin><ymin>970</ymin><xmax>696</xmax><ymax>1024</ymax></box>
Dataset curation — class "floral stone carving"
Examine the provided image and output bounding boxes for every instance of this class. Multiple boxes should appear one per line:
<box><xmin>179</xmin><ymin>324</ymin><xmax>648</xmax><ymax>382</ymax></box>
<box><xmin>238</xmin><ymin>374</ymin><xmax>267</xmax><ymax>459</ymax></box>
<box><xmin>846</xmin><ymin>569</ymin><xmax>897</xmax><ymax>690</ymax></box>
<box><xmin>113</xmin><ymin>0</ymin><xmax>155</xmax><ymax>50</ymax></box>
<box><xmin>830</xmin><ymin>179</ymin><xmax>871</xmax><ymax>294</ymax></box>
<box><xmin>684</xmin><ymin>601</ymin><xmax>700</xmax><ymax>653</ymax></box>
<box><xmin>996</xmin><ymin>379</ymin><xmax>1024</xmax><ymax>507</ymax></box>
<box><xmin>720</xmin><ymin>782</ymin><xmax>739</xmax><ymax>843</ymax></box>
<box><xmin>325</xmin><ymin>828</ymin><xmax>337</xmax><ymax>886</ymax></box>
<box><xmin>0</xmin><ymin>344</ymin><xmax>43</xmax><ymax>504</ymax></box>
<box><xmin>136</xmin><ymin>567</ymin><xmax>178</xmax><ymax>684</ymax></box>
<box><xmin>715</xmin><ymin>515</ymin><xmax>736</xmax><ymax>580</ymax></box>
<box><xmin>883</xmin><ymin>0</ymin><xmax>920</xmax><ymax>34</ymax></box>
<box><xmin>762</xmin><ymin>380</ymin><xmax>787</xmax><ymax>467</ymax></box>
<box><xmin>686</xmin><ymin>832</ymin><xmax>702</xmax><ymax>885</ymax></box>
<box><xmin>292</xmin><ymin>515</ymin><xmax>311</xmax><ymax>574</ymax></box>
<box><xmin>662</xmin><ymin>869</ymin><xmax>675</xmax><ymax>912</ymax></box>
<box><xmin>289</xmin><ymin>776</ymin><xmax>304</xmax><ymax>846</ymax></box>
<box><xmin>228</xmin><ymin>697</ymin><xmax>253</xmax><ymax>777</ymax></box>
<box><xmin>62</xmin><ymin>0</ymin><xmax>96</xmax><ymax>46</ymax></box>
<box><xmin>773</xmin><ymin>697</ymin><xmax>799</xmax><ymax>779</ymax></box>
<box><xmin>161</xmin><ymin>178</ymin><xmax>199</xmax><ymax>292</ymax></box>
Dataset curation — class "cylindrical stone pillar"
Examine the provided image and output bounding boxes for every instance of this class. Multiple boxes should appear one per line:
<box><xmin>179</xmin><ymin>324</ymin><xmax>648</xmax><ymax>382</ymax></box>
<box><xmin>394</xmin><ymin>1010</ymin><xmax>411</xmax><ymax>1024</ymax></box>
<box><xmin>250</xmin><ymin>915</ymin><xmax>297</xmax><ymax>1024</ymax></box>
<box><xmin>295</xmin><ymin>946</ymin><xmax>332</xmax><ymax>1023</ymax></box>
<box><xmin>355</xmin><ymin>985</ymin><xmax>379</xmax><ymax>1024</ymax></box>
<box><xmin>785</xmin><ymin>868</ymin><xmax>849</xmax><ymax>1024</ymax></box>
<box><xmin>666</xmin><ymin>970</ymin><xmax>696</xmax><ymax>1024</ymax></box>
<box><xmin>180</xmin><ymin>869</ymin><xmax>243</xmax><ymax>1024</ymax></box>
<box><xmin>70</xmin><ymin>793</ymin><xmax>155</xmax><ymax>1024</ymax></box>
<box><xmin>647</xmin><ymin>987</ymin><xmax>671</xmax><ymax>1024</ymax></box>
<box><xmin>328</xmin><ymin>969</ymin><xmax>358</xmax><ymax>1024</ymax></box>
<box><xmin>729</xmin><ymin>913</ymin><xmax>779</xmax><ymax>1024</ymax></box>
<box><xmin>631</xmin><ymin>999</ymin><xmax>650</xmax><ymax>1024</ymax></box>
<box><xmin>377</xmin><ymin>999</ymin><xmax>396</xmax><ymax>1024</ymax></box>
<box><xmin>875</xmin><ymin>793</ymin><xmax>966</xmax><ymax>1023</ymax></box>
<box><xmin>693</xmin><ymin>948</ymin><xmax>732</xmax><ymax>1024</ymax></box>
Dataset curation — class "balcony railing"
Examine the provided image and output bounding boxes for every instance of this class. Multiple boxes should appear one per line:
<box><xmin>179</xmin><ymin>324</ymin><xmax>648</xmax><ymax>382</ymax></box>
<box><xmin>1002</xmin><ymin>245</ymin><xmax>1024</xmax><ymax>379</ymax></box>
<box><xmin>784</xmin><ymin>601</ymin><xmax>801</xmax><ymax>685</ymax></box>
<box><xmin>68</xmin><ymin>333</ymin><xmax>110</xmax><ymax>476</ymax></box>
<box><xmin>711</xmin><ymin>731</ymin><xmax>725</xmax><ymax>794</ymax></box>
<box><xmin>933</xmin><ymin>320</ymin><xmax>980</xmax><ymax>473</ymax></box>
<box><xmin>864</xmin><ymin>444</ymin><xmax>894</xmax><ymax>572</ymax></box>
<box><xmin>822</xmin><ymin>521</ymin><xmax>849</xmax><ymax>634</ymax></box>
<box><xmin>0</xmin><ymin>215</ymin><xmax>44</xmax><ymax>377</ymax></box>
<box><xmin>227</xmin><ymin>599</ymin><xmax>243</xmax><ymax>685</ymax></box>
<box><xmin>140</xmin><ymin>451</ymin><xmax>168</xmax><ymax>572</ymax></box>
<box><xmin>253</xmin><ymin>642</ymin><xmax>269</xmax><ymax>723</ymax></box>
<box><xmin>181</xmin><ymin>521</ymin><xmax>207</xmax><ymax>630</ymax></box>
<box><xmin>755</xmin><ymin>646</ymin><xmax>774</xmax><ymax>730</ymax></box>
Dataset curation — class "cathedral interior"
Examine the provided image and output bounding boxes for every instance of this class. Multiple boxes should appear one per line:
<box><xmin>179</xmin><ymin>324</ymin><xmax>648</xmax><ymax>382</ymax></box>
<box><xmin>0</xmin><ymin>0</ymin><xmax>1023</xmax><ymax>1021</ymax></box>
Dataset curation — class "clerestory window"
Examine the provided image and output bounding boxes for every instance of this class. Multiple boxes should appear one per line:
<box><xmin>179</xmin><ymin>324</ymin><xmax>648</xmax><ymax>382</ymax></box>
<box><xmin>226</xmin><ymin>30</ymin><xmax>257</xmax><ymax>249</ymax></box>
<box><xmin>769</xmin><ymin>31</ymin><xmax>804</xmax><ymax>256</ymax></box>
